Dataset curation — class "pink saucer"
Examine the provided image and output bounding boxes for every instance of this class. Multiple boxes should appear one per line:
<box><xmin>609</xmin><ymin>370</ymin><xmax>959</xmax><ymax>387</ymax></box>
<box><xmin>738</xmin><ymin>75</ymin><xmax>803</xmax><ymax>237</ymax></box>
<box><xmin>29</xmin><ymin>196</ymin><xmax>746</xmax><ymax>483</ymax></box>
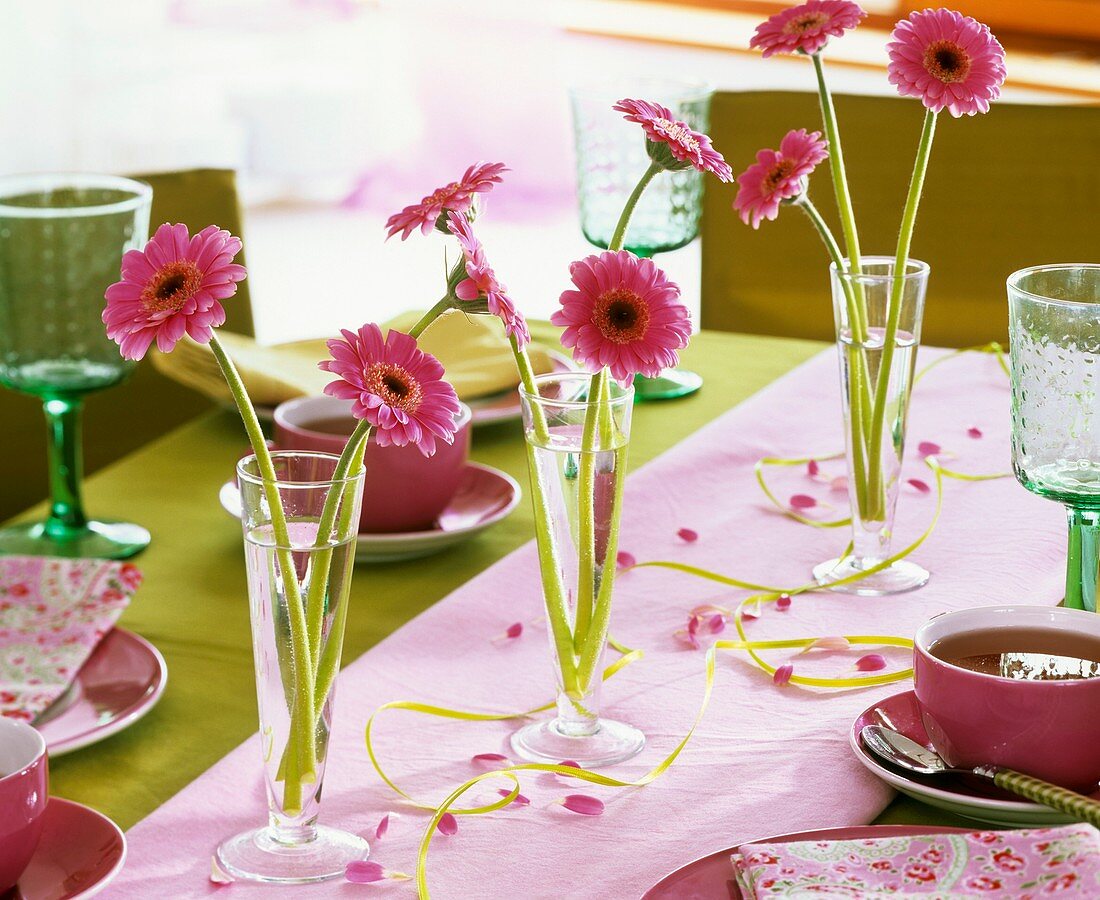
<box><xmin>33</xmin><ymin>629</ymin><xmax>166</xmax><ymax>756</ymax></box>
<box><xmin>642</xmin><ymin>824</ymin><xmax>969</xmax><ymax>899</ymax></box>
<box><xmin>10</xmin><ymin>798</ymin><xmax>125</xmax><ymax>899</ymax></box>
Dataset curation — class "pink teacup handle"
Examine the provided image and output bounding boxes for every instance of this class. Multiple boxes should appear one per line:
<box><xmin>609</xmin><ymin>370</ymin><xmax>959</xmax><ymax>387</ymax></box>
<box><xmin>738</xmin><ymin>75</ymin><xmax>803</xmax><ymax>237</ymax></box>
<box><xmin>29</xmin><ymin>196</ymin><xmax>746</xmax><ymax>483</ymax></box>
<box><xmin>981</xmin><ymin>768</ymin><xmax>1100</xmax><ymax>827</ymax></box>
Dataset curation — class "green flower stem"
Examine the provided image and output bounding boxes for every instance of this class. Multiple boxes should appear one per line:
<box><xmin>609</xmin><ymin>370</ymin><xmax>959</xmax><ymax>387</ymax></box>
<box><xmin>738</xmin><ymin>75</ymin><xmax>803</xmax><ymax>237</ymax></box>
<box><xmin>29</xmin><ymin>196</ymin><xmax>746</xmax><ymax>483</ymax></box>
<box><xmin>865</xmin><ymin>108</ymin><xmax>938</xmax><ymax>510</ymax></box>
<box><xmin>608</xmin><ymin>162</ymin><xmax>662</xmax><ymax>252</ymax></box>
<box><xmin>573</xmin><ymin>369</ymin><xmax>608</xmax><ymax>653</ymax></box>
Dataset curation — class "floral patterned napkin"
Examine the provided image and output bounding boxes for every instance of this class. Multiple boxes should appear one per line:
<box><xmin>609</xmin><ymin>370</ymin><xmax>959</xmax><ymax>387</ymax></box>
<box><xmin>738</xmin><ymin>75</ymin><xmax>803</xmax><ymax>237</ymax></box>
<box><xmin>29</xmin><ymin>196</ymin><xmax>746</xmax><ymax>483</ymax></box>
<box><xmin>0</xmin><ymin>556</ymin><xmax>142</xmax><ymax>722</ymax></box>
<box><xmin>732</xmin><ymin>824</ymin><xmax>1100</xmax><ymax>897</ymax></box>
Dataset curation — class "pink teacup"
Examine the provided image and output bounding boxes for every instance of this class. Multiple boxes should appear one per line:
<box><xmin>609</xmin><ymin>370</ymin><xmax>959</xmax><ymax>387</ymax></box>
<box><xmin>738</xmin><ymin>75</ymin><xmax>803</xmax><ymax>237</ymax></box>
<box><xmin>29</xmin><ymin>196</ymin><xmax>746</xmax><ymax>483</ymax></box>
<box><xmin>913</xmin><ymin>605</ymin><xmax>1100</xmax><ymax>791</ymax></box>
<box><xmin>0</xmin><ymin>718</ymin><xmax>48</xmax><ymax>891</ymax></box>
<box><xmin>274</xmin><ymin>396</ymin><xmax>472</xmax><ymax>534</ymax></box>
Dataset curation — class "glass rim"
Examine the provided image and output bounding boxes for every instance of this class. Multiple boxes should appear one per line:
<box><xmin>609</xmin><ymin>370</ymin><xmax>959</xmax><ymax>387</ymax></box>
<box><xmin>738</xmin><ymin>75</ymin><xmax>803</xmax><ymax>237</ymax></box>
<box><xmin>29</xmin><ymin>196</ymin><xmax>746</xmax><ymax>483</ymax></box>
<box><xmin>519</xmin><ymin>371</ymin><xmax>635</xmax><ymax>408</ymax></box>
<box><xmin>1006</xmin><ymin>263</ymin><xmax>1100</xmax><ymax>308</ymax></box>
<box><xmin>0</xmin><ymin>173</ymin><xmax>153</xmax><ymax>218</ymax></box>
<box><xmin>236</xmin><ymin>450</ymin><xmax>365</xmax><ymax>489</ymax></box>
<box><xmin>568</xmin><ymin>76</ymin><xmax>714</xmax><ymax>105</ymax></box>
<box><xmin>829</xmin><ymin>256</ymin><xmax>930</xmax><ymax>283</ymax></box>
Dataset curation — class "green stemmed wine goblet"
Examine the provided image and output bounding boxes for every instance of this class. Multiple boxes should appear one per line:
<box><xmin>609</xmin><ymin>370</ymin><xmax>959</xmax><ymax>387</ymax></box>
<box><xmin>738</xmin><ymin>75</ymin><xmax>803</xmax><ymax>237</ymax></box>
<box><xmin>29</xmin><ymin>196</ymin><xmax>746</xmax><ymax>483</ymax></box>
<box><xmin>570</xmin><ymin>78</ymin><xmax>711</xmax><ymax>401</ymax></box>
<box><xmin>1008</xmin><ymin>264</ymin><xmax>1100</xmax><ymax>612</ymax></box>
<box><xmin>0</xmin><ymin>174</ymin><xmax>153</xmax><ymax>559</ymax></box>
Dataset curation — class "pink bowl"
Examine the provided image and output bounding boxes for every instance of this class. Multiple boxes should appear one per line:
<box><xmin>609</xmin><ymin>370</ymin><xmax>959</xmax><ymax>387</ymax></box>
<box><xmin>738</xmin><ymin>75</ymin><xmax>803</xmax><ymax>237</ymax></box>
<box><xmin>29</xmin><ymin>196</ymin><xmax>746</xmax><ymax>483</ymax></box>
<box><xmin>273</xmin><ymin>396</ymin><xmax>472</xmax><ymax>534</ymax></box>
<box><xmin>0</xmin><ymin>718</ymin><xmax>48</xmax><ymax>891</ymax></box>
<box><xmin>913</xmin><ymin>605</ymin><xmax>1100</xmax><ymax>792</ymax></box>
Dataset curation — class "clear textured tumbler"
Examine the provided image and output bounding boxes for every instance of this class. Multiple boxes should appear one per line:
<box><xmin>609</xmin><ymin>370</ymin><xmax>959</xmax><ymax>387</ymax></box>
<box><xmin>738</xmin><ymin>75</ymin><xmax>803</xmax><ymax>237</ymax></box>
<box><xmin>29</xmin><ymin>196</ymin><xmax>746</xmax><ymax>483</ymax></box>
<box><xmin>1009</xmin><ymin>264</ymin><xmax>1100</xmax><ymax>612</ymax></box>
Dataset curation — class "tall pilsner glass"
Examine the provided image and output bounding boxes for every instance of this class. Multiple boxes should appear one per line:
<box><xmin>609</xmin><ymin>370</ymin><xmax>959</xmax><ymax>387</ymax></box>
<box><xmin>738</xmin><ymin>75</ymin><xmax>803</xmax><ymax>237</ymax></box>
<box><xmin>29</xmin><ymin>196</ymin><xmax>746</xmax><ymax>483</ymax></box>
<box><xmin>0</xmin><ymin>174</ymin><xmax>152</xmax><ymax>559</ymax></box>
<box><xmin>1009</xmin><ymin>264</ymin><xmax>1100</xmax><ymax>612</ymax></box>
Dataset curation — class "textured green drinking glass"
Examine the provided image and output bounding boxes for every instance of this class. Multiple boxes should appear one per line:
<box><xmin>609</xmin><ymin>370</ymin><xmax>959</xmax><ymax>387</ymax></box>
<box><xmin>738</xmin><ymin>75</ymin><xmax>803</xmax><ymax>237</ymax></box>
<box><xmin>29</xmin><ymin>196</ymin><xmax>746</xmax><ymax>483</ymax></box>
<box><xmin>570</xmin><ymin>77</ymin><xmax>711</xmax><ymax>401</ymax></box>
<box><xmin>0</xmin><ymin>174</ymin><xmax>153</xmax><ymax>559</ymax></box>
<box><xmin>1008</xmin><ymin>264</ymin><xmax>1100</xmax><ymax>612</ymax></box>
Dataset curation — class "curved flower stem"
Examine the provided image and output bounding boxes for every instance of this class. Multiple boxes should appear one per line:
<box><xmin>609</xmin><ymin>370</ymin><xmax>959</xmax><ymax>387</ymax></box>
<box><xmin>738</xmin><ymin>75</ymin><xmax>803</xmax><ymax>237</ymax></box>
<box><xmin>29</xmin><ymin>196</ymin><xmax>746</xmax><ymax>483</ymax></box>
<box><xmin>608</xmin><ymin>162</ymin><xmax>662</xmax><ymax>252</ymax></box>
<box><xmin>865</xmin><ymin>108</ymin><xmax>938</xmax><ymax>509</ymax></box>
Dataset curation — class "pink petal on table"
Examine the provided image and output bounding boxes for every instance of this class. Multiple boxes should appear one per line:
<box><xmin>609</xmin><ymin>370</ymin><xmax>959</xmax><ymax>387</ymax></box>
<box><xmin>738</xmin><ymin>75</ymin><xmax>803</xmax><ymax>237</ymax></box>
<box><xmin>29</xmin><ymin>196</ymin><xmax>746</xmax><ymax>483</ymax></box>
<box><xmin>677</xmin><ymin>527</ymin><xmax>699</xmax><ymax>542</ymax></box>
<box><xmin>675</xmin><ymin>628</ymin><xmax>702</xmax><ymax>650</ymax></box>
<box><xmin>687</xmin><ymin>614</ymin><xmax>700</xmax><ymax>636</ymax></box>
<box><xmin>801</xmin><ymin>636</ymin><xmax>851</xmax><ymax>654</ymax></box>
<box><xmin>740</xmin><ymin>603</ymin><xmax>760</xmax><ymax>621</ymax></box>
<box><xmin>346</xmin><ymin>860</ymin><xmax>386</xmax><ymax>883</ymax></box>
<box><xmin>830</xmin><ymin>475</ymin><xmax>848</xmax><ymax>493</ymax></box>
<box><xmin>691</xmin><ymin>604</ymin><xmax>728</xmax><ymax>617</ymax></box>
<box><xmin>773</xmin><ymin>664</ymin><xmax>794</xmax><ymax>686</ymax></box>
<box><xmin>856</xmin><ymin>653</ymin><xmax>887</xmax><ymax>672</ymax></box>
<box><xmin>707</xmin><ymin>614</ymin><xmax>725</xmax><ymax>634</ymax></box>
<box><xmin>967</xmin><ymin>426</ymin><xmax>983</xmax><ymax>439</ymax></box>
<box><xmin>918</xmin><ymin>441</ymin><xmax>942</xmax><ymax>458</ymax></box>
<box><xmin>616</xmin><ymin>551</ymin><xmax>636</xmax><ymax>569</ymax></box>
<box><xmin>776</xmin><ymin>593</ymin><xmax>792</xmax><ymax>612</ymax></box>
<box><xmin>210</xmin><ymin>857</ymin><xmax>233</xmax><ymax>885</ymax></box>
<box><xmin>498</xmin><ymin>788</ymin><xmax>530</xmax><ymax>806</ymax></box>
<box><xmin>505</xmin><ymin>622</ymin><xmax>523</xmax><ymax>639</ymax></box>
<box><xmin>789</xmin><ymin>493</ymin><xmax>817</xmax><ymax>510</ymax></box>
<box><xmin>559</xmin><ymin>759</ymin><xmax>580</xmax><ymax>769</ymax></box>
<box><xmin>561</xmin><ymin>794</ymin><xmax>605</xmax><ymax>816</ymax></box>
<box><xmin>472</xmin><ymin>753</ymin><xmax>511</xmax><ymax>766</ymax></box>
<box><xmin>907</xmin><ymin>478</ymin><xmax>931</xmax><ymax>494</ymax></box>
<box><xmin>438</xmin><ymin>813</ymin><xmax>459</xmax><ymax>836</ymax></box>
<box><xmin>375</xmin><ymin>813</ymin><xmax>390</xmax><ymax>839</ymax></box>
<box><xmin>807</xmin><ymin>459</ymin><xmax>820</xmax><ymax>477</ymax></box>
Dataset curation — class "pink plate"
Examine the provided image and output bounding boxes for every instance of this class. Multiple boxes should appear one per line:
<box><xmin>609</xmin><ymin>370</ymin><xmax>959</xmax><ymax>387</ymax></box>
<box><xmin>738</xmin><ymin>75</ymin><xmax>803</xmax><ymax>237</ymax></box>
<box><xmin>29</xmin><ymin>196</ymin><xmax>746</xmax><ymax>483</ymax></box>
<box><xmin>11</xmin><ymin>797</ymin><xmax>125</xmax><ymax>899</ymax></box>
<box><xmin>466</xmin><ymin>350</ymin><xmax>573</xmax><ymax>426</ymax></box>
<box><xmin>33</xmin><ymin>629</ymin><xmax>166</xmax><ymax>756</ymax></box>
<box><xmin>642</xmin><ymin>824</ymin><xmax>969</xmax><ymax>899</ymax></box>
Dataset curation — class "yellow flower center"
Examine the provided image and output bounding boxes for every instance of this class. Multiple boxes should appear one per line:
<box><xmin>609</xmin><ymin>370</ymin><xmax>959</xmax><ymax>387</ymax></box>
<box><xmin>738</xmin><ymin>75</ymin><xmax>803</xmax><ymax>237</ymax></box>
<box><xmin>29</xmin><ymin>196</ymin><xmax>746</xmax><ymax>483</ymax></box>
<box><xmin>652</xmin><ymin>117</ymin><xmax>700</xmax><ymax>153</ymax></box>
<box><xmin>783</xmin><ymin>11</ymin><xmax>829</xmax><ymax>34</ymax></box>
<box><xmin>141</xmin><ymin>260</ymin><xmax>203</xmax><ymax>314</ymax></box>
<box><xmin>594</xmin><ymin>288</ymin><xmax>650</xmax><ymax>345</ymax></box>
<box><xmin>923</xmin><ymin>40</ymin><xmax>971</xmax><ymax>83</ymax></box>
<box><xmin>423</xmin><ymin>182</ymin><xmax>461</xmax><ymax>208</ymax></box>
<box><xmin>363</xmin><ymin>362</ymin><xmax>423</xmax><ymax>412</ymax></box>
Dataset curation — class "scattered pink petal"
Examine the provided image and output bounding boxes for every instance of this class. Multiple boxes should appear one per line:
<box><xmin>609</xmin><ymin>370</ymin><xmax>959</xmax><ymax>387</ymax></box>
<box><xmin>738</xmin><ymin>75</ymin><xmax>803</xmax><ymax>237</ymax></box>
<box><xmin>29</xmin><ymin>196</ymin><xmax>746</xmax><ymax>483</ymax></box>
<box><xmin>773</xmin><ymin>664</ymin><xmax>794</xmax><ymax>686</ymax></box>
<box><xmin>559</xmin><ymin>759</ymin><xmax>580</xmax><ymax>770</ymax></box>
<box><xmin>438</xmin><ymin>813</ymin><xmax>459</xmax><ymax>836</ymax></box>
<box><xmin>918</xmin><ymin>441</ymin><xmax>941</xmax><ymax>458</ymax></box>
<box><xmin>800</xmin><ymin>636</ymin><xmax>852</xmax><ymax>654</ymax></box>
<box><xmin>472</xmin><ymin>753</ymin><xmax>511</xmax><ymax>766</ymax></box>
<box><xmin>505</xmin><ymin>622</ymin><xmax>523</xmax><ymax>639</ymax></box>
<box><xmin>346</xmin><ymin>860</ymin><xmax>386</xmax><ymax>884</ymax></box>
<box><xmin>616</xmin><ymin>551</ymin><xmax>636</xmax><ymax>569</ymax></box>
<box><xmin>829</xmin><ymin>475</ymin><xmax>848</xmax><ymax>493</ymax></box>
<box><xmin>740</xmin><ymin>601</ymin><xmax>761</xmax><ymax>621</ymax></box>
<box><xmin>210</xmin><ymin>857</ymin><xmax>233</xmax><ymax>885</ymax></box>
<box><xmin>856</xmin><ymin>653</ymin><xmax>887</xmax><ymax>672</ymax></box>
<box><xmin>687</xmin><ymin>614</ymin><xmax>700</xmax><ymax>636</ymax></box>
<box><xmin>560</xmin><ymin>794</ymin><xmax>605</xmax><ymax>816</ymax></box>
<box><xmin>691</xmin><ymin>603</ymin><xmax>729</xmax><ymax>617</ymax></box>
<box><xmin>498</xmin><ymin>788</ymin><xmax>530</xmax><ymax>806</ymax></box>
<box><xmin>707</xmin><ymin>614</ymin><xmax>725</xmax><ymax>634</ymax></box>
<box><xmin>967</xmin><ymin>426</ymin><xmax>983</xmax><ymax>439</ymax></box>
<box><xmin>677</xmin><ymin>527</ymin><xmax>699</xmax><ymax>542</ymax></box>
<box><xmin>907</xmin><ymin>478</ymin><xmax>931</xmax><ymax>494</ymax></box>
<box><xmin>789</xmin><ymin>493</ymin><xmax>817</xmax><ymax>510</ymax></box>
<box><xmin>807</xmin><ymin>459</ymin><xmax>820</xmax><ymax>477</ymax></box>
<box><xmin>375</xmin><ymin>813</ymin><xmax>390</xmax><ymax>840</ymax></box>
<box><xmin>675</xmin><ymin>628</ymin><xmax>701</xmax><ymax>650</ymax></box>
<box><xmin>776</xmin><ymin>593</ymin><xmax>792</xmax><ymax>611</ymax></box>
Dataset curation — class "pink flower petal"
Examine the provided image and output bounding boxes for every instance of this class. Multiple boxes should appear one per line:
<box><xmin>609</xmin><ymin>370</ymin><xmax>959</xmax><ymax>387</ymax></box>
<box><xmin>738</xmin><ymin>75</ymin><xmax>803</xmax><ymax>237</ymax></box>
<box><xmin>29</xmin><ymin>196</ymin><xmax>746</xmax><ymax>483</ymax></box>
<box><xmin>907</xmin><ymin>478</ymin><xmax>931</xmax><ymax>494</ymax></box>
<box><xmin>346</xmin><ymin>860</ymin><xmax>386</xmax><ymax>884</ymax></box>
<box><xmin>559</xmin><ymin>759</ymin><xmax>580</xmax><ymax>770</ymax></box>
<box><xmin>677</xmin><ymin>528</ymin><xmax>699</xmax><ymax>542</ymax></box>
<box><xmin>967</xmin><ymin>426</ymin><xmax>983</xmax><ymax>439</ymax></box>
<box><xmin>741</xmin><ymin>602</ymin><xmax>760</xmax><ymax>621</ymax></box>
<box><xmin>616</xmin><ymin>551</ymin><xmax>636</xmax><ymax>569</ymax></box>
<box><xmin>561</xmin><ymin>794</ymin><xmax>605</xmax><ymax>816</ymax></box>
<box><xmin>789</xmin><ymin>494</ymin><xmax>817</xmax><ymax>510</ymax></box>
<box><xmin>829</xmin><ymin>475</ymin><xmax>848</xmax><ymax>493</ymax></box>
<box><xmin>375</xmin><ymin>813</ymin><xmax>390</xmax><ymax>839</ymax></box>
<box><xmin>856</xmin><ymin>653</ymin><xmax>887</xmax><ymax>672</ymax></box>
<box><xmin>687</xmin><ymin>614</ymin><xmax>700</xmax><ymax>636</ymax></box>
<box><xmin>438</xmin><ymin>812</ymin><xmax>458</xmax><ymax>836</ymax></box>
<box><xmin>505</xmin><ymin>622</ymin><xmax>523</xmax><ymax>639</ymax></box>
<box><xmin>776</xmin><ymin>593</ymin><xmax>792</xmax><ymax>611</ymax></box>
<box><xmin>707</xmin><ymin>614</ymin><xmax>725</xmax><ymax>634</ymax></box>
<box><xmin>807</xmin><ymin>459</ymin><xmax>820</xmax><ymax>477</ymax></box>
<box><xmin>472</xmin><ymin>753</ymin><xmax>511</xmax><ymax>766</ymax></box>
<box><xmin>498</xmin><ymin>788</ymin><xmax>530</xmax><ymax>806</ymax></box>
<box><xmin>802</xmin><ymin>636</ymin><xmax>851</xmax><ymax>654</ymax></box>
<box><xmin>210</xmin><ymin>857</ymin><xmax>233</xmax><ymax>885</ymax></box>
<box><xmin>691</xmin><ymin>604</ymin><xmax>728</xmax><ymax>617</ymax></box>
<box><xmin>918</xmin><ymin>441</ymin><xmax>942</xmax><ymax>458</ymax></box>
<box><xmin>773</xmin><ymin>663</ymin><xmax>794</xmax><ymax>686</ymax></box>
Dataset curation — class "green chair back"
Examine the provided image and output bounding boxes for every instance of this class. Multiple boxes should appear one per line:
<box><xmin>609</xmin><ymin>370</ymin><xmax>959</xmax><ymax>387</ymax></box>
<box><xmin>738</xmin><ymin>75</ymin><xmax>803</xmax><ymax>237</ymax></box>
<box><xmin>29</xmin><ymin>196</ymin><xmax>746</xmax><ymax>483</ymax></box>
<box><xmin>701</xmin><ymin>91</ymin><xmax>1100</xmax><ymax>346</ymax></box>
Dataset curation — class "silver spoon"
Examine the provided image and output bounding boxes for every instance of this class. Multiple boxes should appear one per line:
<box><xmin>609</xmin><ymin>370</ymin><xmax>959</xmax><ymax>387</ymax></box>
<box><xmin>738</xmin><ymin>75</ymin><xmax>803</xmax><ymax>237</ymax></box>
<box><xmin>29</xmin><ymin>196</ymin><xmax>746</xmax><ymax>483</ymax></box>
<box><xmin>860</xmin><ymin>724</ymin><xmax>1100</xmax><ymax>827</ymax></box>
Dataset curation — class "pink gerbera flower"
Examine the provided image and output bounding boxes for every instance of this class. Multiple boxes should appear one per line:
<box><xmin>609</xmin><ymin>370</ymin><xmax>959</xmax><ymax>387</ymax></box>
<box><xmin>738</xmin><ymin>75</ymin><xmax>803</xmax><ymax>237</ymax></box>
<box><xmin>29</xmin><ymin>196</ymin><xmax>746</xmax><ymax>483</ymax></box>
<box><xmin>552</xmin><ymin>250</ymin><xmax>692</xmax><ymax>384</ymax></box>
<box><xmin>318</xmin><ymin>324</ymin><xmax>461</xmax><ymax>457</ymax></box>
<box><xmin>887</xmin><ymin>9</ymin><xmax>1006</xmax><ymax>117</ymax></box>
<box><xmin>384</xmin><ymin>162</ymin><xmax>508</xmax><ymax>240</ymax></box>
<box><xmin>445</xmin><ymin>212</ymin><xmax>530</xmax><ymax>348</ymax></box>
<box><xmin>750</xmin><ymin>1</ymin><xmax>866</xmax><ymax>57</ymax></box>
<box><xmin>102</xmin><ymin>223</ymin><xmax>246</xmax><ymax>360</ymax></box>
<box><xmin>613</xmin><ymin>99</ymin><xmax>733</xmax><ymax>182</ymax></box>
<box><xmin>733</xmin><ymin>129</ymin><xmax>828</xmax><ymax>229</ymax></box>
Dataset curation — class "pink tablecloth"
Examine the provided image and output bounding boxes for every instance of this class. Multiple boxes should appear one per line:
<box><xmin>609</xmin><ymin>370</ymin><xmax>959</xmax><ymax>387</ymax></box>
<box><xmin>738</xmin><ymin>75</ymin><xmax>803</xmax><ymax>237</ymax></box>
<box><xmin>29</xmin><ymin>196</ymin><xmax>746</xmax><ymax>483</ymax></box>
<box><xmin>107</xmin><ymin>348</ymin><xmax>1067</xmax><ymax>898</ymax></box>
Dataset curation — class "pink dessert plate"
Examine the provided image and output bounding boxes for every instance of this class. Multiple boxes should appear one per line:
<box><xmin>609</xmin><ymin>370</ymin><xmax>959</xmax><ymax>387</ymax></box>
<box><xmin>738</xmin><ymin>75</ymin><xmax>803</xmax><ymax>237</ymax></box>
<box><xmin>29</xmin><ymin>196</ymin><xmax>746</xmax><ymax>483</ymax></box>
<box><xmin>642</xmin><ymin>824</ymin><xmax>970</xmax><ymax>899</ymax></box>
<box><xmin>465</xmin><ymin>349</ymin><xmax>574</xmax><ymax>427</ymax></box>
<box><xmin>851</xmin><ymin>689</ymin><xmax>1100</xmax><ymax>827</ymax></box>
<box><xmin>32</xmin><ymin>628</ymin><xmax>167</xmax><ymax>757</ymax></box>
<box><xmin>220</xmin><ymin>461</ymin><xmax>521</xmax><ymax>564</ymax></box>
<box><xmin>10</xmin><ymin>797</ymin><xmax>126</xmax><ymax>899</ymax></box>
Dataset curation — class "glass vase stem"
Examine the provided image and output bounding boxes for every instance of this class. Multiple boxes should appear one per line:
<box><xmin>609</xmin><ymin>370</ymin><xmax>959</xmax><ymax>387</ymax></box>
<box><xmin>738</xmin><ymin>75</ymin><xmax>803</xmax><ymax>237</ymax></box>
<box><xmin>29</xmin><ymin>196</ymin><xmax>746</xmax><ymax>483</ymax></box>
<box><xmin>42</xmin><ymin>397</ymin><xmax>88</xmax><ymax>537</ymax></box>
<box><xmin>1066</xmin><ymin>507</ymin><xmax>1100</xmax><ymax>613</ymax></box>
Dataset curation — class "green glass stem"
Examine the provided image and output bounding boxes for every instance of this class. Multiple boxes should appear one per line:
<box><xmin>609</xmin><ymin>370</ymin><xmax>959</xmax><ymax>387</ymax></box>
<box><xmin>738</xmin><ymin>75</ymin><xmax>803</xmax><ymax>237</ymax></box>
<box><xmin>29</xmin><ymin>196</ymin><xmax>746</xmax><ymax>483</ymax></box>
<box><xmin>41</xmin><ymin>396</ymin><xmax>89</xmax><ymax>538</ymax></box>
<box><xmin>1065</xmin><ymin>506</ymin><xmax>1100</xmax><ymax>613</ymax></box>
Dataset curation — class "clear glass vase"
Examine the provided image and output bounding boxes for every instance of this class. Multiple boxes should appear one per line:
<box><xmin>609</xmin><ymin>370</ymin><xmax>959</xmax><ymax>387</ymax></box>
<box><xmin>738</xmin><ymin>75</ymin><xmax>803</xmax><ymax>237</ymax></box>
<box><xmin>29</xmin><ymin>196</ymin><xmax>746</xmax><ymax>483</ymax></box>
<box><xmin>216</xmin><ymin>451</ymin><xmax>366</xmax><ymax>883</ymax></box>
<box><xmin>510</xmin><ymin>372</ymin><xmax>645</xmax><ymax>767</ymax></box>
<box><xmin>813</xmin><ymin>257</ymin><xmax>931</xmax><ymax>595</ymax></box>
<box><xmin>1008</xmin><ymin>264</ymin><xmax>1100</xmax><ymax>612</ymax></box>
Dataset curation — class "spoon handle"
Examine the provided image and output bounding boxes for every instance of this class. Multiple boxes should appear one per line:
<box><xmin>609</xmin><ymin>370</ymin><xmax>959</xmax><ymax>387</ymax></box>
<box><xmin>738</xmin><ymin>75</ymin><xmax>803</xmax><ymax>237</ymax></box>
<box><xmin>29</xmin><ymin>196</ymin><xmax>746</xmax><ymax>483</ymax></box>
<box><xmin>982</xmin><ymin>768</ymin><xmax>1100</xmax><ymax>827</ymax></box>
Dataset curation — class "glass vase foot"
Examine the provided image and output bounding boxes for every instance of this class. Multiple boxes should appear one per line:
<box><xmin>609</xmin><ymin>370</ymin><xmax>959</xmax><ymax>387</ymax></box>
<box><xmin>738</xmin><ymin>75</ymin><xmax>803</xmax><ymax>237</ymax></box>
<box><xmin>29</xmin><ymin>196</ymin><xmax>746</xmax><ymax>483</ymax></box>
<box><xmin>510</xmin><ymin>717</ymin><xmax>645</xmax><ymax>768</ymax></box>
<box><xmin>812</xmin><ymin>556</ymin><xmax>930</xmax><ymax>596</ymax></box>
<box><xmin>0</xmin><ymin>520</ymin><xmax>150</xmax><ymax>559</ymax></box>
<box><xmin>633</xmin><ymin>368</ymin><xmax>703</xmax><ymax>401</ymax></box>
<box><xmin>215</xmin><ymin>825</ymin><xmax>368</xmax><ymax>885</ymax></box>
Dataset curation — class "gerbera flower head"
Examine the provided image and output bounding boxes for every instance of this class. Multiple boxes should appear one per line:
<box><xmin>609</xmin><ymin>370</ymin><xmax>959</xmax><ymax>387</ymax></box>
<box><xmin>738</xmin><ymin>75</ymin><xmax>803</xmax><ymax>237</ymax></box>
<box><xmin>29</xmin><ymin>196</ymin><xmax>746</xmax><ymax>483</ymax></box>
<box><xmin>318</xmin><ymin>324</ymin><xmax>461</xmax><ymax>457</ymax></box>
<box><xmin>384</xmin><ymin>162</ymin><xmax>508</xmax><ymax>240</ymax></box>
<box><xmin>733</xmin><ymin>129</ymin><xmax>828</xmax><ymax>229</ymax></box>
<box><xmin>102</xmin><ymin>223</ymin><xmax>246</xmax><ymax>360</ymax></box>
<box><xmin>552</xmin><ymin>250</ymin><xmax>692</xmax><ymax>385</ymax></box>
<box><xmin>750</xmin><ymin>1</ymin><xmax>866</xmax><ymax>58</ymax></box>
<box><xmin>613</xmin><ymin>99</ymin><xmax>733</xmax><ymax>182</ymax></box>
<box><xmin>445</xmin><ymin>212</ymin><xmax>530</xmax><ymax>348</ymax></box>
<box><xmin>887</xmin><ymin>8</ymin><xmax>1006</xmax><ymax>117</ymax></box>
